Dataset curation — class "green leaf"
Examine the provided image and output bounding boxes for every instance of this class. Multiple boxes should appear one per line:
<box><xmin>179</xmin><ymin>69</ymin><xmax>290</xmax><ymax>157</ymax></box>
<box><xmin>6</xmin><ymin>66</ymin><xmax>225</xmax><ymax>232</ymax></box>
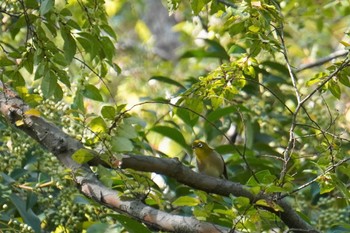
<box><xmin>72</xmin><ymin>148</ymin><xmax>96</xmax><ymax>164</ymax></box>
<box><xmin>306</xmin><ymin>72</ymin><xmax>326</xmax><ymax>86</ymax></box>
<box><xmin>56</xmin><ymin>69</ymin><xmax>70</xmax><ymax>88</ymax></box>
<box><xmin>172</xmin><ymin>196</ymin><xmax>200</xmax><ymax>207</ymax></box>
<box><xmin>191</xmin><ymin>0</ymin><xmax>210</xmax><ymax>15</ymax></box>
<box><xmin>150</xmin><ymin>126</ymin><xmax>189</xmax><ymax>150</ymax></box>
<box><xmin>53</xmin><ymin>82</ymin><xmax>63</xmax><ymax>101</ymax></box>
<box><xmin>124</xmin><ymin>116</ymin><xmax>146</xmax><ymax>127</ymax></box>
<box><xmin>247</xmin><ymin>170</ymin><xmax>276</xmax><ymax>186</ymax></box>
<box><xmin>101</xmin><ymin>105</ymin><xmax>116</xmax><ymax>120</ymax></box>
<box><xmin>40</xmin><ymin>0</ymin><xmax>54</xmax><ymax>16</ymax></box>
<box><xmin>23</xmin><ymin>52</ymin><xmax>34</xmax><ymax>74</ymax></box>
<box><xmin>0</xmin><ymin>56</ymin><xmax>15</xmax><ymax>66</ymax></box>
<box><xmin>9</xmin><ymin>194</ymin><xmax>41</xmax><ymax>233</ymax></box>
<box><xmin>60</xmin><ymin>8</ymin><xmax>72</xmax><ymax>16</ymax></box>
<box><xmin>10</xmin><ymin>71</ymin><xmax>25</xmax><ymax>87</ymax></box>
<box><xmin>181</xmin><ymin>40</ymin><xmax>230</xmax><ymax>60</ymax></box>
<box><xmin>149</xmin><ymin>76</ymin><xmax>185</xmax><ymax>89</ymax></box>
<box><xmin>331</xmin><ymin>174</ymin><xmax>350</xmax><ymax>200</ymax></box>
<box><xmin>89</xmin><ymin>116</ymin><xmax>107</xmax><ymax>133</ymax></box>
<box><xmin>87</xmin><ymin>222</ymin><xmax>122</xmax><ymax>233</ymax></box>
<box><xmin>248</xmin><ymin>25</ymin><xmax>260</xmax><ymax>32</ymax></box>
<box><xmin>229</xmin><ymin>21</ymin><xmax>245</xmax><ymax>36</ymax></box>
<box><xmin>41</xmin><ymin>71</ymin><xmax>57</xmax><ymax>98</ymax></box>
<box><xmin>101</xmin><ymin>24</ymin><xmax>117</xmax><ymax>39</ymax></box>
<box><xmin>25</xmin><ymin>0</ymin><xmax>39</xmax><ymax>8</ymax></box>
<box><xmin>111</xmin><ymin>136</ymin><xmax>134</xmax><ymax>152</ymax></box>
<box><xmin>207</xmin><ymin>106</ymin><xmax>236</xmax><ymax>122</ymax></box>
<box><xmin>100</xmin><ymin>36</ymin><xmax>115</xmax><ymax>61</ymax></box>
<box><xmin>185</xmin><ymin>98</ymin><xmax>203</xmax><ymax>119</ymax></box>
<box><xmin>52</xmin><ymin>53</ymin><xmax>68</xmax><ymax>66</ymax></box>
<box><xmin>72</xmin><ymin>92</ymin><xmax>85</xmax><ymax>112</ymax></box>
<box><xmin>204</xmin><ymin>39</ymin><xmax>230</xmax><ymax>60</ymax></box>
<box><xmin>61</xmin><ymin>28</ymin><xmax>76</xmax><ymax>63</ymax></box>
<box><xmin>175</xmin><ymin>107</ymin><xmax>199</xmax><ymax>127</ymax></box>
<box><xmin>83</xmin><ymin>84</ymin><xmax>103</xmax><ymax>101</ymax></box>
<box><xmin>25</xmin><ymin>191</ymin><xmax>38</xmax><ymax>210</ymax></box>
<box><xmin>113</xmin><ymin>214</ymin><xmax>152</xmax><ymax>233</ymax></box>
<box><xmin>261</xmin><ymin>61</ymin><xmax>289</xmax><ymax>76</ymax></box>
<box><xmin>66</xmin><ymin>19</ymin><xmax>81</xmax><ymax>30</ymax></box>
<box><xmin>233</xmin><ymin>196</ymin><xmax>251</xmax><ymax>210</ymax></box>
<box><xmin>77</xmin><ymin>32</ymin><xmax>100</xmax><ymax>58</ymax></box>
<box><xmin>255</xmin><ymin>199</ymin><xmax>283</xmax><ymax>212</ymax></box>
<box><xmin>328</xmin><ymin>80</ymin><xmax>341</xmax><ymax>99</ymax></box>
<box><xmin>118</xmin><ymin>124</ymin><xmax>138</xmax><ymax>139</ymax></box>
<box><xmin>339</xmin><ymin>73</ymin><xmax>350</xmax><ymax>87</ymax></box>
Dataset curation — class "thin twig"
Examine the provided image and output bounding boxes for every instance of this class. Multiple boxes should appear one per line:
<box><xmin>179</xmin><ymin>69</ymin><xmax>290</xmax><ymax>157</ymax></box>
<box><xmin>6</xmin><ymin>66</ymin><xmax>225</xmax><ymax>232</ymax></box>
<box><xmin>278</xmin><ymin>157</ymin><xmax>350</xmax><ymax>199</ymax></box>
<box><xmin>277</xmin><ymin>24</ymin><xmax>301</xmax><ymax>103</ymax></box>
<box><xmin>217</xmin><ymin>0</ymin><xmax>237</xmax><ymax>8</ymax></box>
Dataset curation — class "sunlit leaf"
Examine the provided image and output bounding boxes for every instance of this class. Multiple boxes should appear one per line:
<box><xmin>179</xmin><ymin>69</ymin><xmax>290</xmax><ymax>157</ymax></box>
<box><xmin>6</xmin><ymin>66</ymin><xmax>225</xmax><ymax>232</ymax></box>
<box><xmin>89</xmin><ymin>116</ymin><xmax>107</xmax><ymax>133</ymax></box>
<box><xmin>24</xmin><ymin>109</ymin><xmax>41</xmax><ymax>117</ymax></box>
<box><xmin>172</xmin><ymin>196</ymin><xmax>201</xmax><ymax>207</ymax></box>
<box><xmin>191</xmin><ymin>0</ymin><xmax>210</xmax><ymax>15</ymax></box>
<box><xmin>255</xmin><ymin>199</ymin><xmax>283</xmax><ymax>212</ymax></box>
<box><xmin>72</xmin><ymin>148</ymin><xmax>96</xmax><ymax>164</ymax></box>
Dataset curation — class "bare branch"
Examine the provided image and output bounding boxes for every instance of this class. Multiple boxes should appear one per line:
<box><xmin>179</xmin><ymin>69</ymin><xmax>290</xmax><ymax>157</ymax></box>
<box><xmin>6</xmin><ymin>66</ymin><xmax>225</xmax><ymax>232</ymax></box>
<box><xmin>297</xmin><ymin>50</ymin><xmax>349</xmax><ymax>72</ymax></box>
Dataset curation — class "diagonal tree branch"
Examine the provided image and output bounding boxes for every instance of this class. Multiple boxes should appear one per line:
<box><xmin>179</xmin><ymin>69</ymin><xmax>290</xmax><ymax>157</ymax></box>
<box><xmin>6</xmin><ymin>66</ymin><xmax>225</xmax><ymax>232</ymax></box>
<box><xmin>296</xmin><ymin>50</ymin><xmax>349</xmax><ymax>72</ymax></box>
<box><xmin>0</xmin><ymin>83</ymin><xmax>230</xmax><ymax>233</ymax></box>
<box><xmin>0</xmin><ymin>84</ymin><xmax>319</xmax><ymax>233</ymax></box>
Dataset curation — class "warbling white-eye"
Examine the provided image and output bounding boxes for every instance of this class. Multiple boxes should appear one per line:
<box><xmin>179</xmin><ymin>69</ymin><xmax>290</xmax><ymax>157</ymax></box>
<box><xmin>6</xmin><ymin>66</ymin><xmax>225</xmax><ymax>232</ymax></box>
<box><xmin>192</xmin><ymin>140</ymin><xmax>228</xmax><ymax>179</ymax></box>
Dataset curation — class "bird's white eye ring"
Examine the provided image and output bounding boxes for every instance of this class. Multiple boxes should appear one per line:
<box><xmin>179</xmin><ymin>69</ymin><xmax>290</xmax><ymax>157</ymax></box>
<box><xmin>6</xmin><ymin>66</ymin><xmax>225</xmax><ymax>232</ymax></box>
<box><xmin>198</xmin><ymin>142</ymin><xmax>203</xmax><ymax>148</ymax></box>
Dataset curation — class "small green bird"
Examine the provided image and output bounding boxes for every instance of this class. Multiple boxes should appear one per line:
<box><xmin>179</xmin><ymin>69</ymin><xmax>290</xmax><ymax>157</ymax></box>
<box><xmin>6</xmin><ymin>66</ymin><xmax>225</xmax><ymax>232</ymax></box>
<box><xmin>192</xmin><ymin>140</ymin><xmax>228</xmax><ymax>179</ymax></box>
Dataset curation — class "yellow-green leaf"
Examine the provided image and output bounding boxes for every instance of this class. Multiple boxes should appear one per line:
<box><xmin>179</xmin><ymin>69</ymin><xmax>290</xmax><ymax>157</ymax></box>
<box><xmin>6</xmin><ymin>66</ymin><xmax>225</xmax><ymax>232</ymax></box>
<box><xmin>24</xmin><ymin>109</ymin><xmax>41</xmax><ymax>117</ymax></box>
<box><xmin>88</xmin><ymin>116</ymin><xmax>107</xmax><ymax>133</ymax></box>
<box><xmin>172</xmin><ymin>196</ymin><xmax>200</xmax><ymax>207</ymax></box>
<box><xmin>71</xmin><ymin>148</ymin><xmax>95</xmax><ymax>164</ymax></box>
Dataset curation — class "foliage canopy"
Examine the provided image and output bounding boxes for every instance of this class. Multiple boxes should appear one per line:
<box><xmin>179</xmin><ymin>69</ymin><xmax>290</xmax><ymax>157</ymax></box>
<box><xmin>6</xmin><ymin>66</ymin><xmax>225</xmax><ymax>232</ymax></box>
<box><xmin>1</xmin><ymin>0</ymin><xmax>350</xmax><ymax>232</ymax></box>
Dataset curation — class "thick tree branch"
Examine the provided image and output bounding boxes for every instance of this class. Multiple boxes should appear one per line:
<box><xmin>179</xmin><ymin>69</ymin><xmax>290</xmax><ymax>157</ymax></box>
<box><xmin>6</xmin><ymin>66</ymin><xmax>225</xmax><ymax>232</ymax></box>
<box><xmin>0</xmin><ymin>84</ymin><xmax>229</xmax><ymax>233</ymax></box>
<box><xmin>120</xmin><ymin>155</ymin><xmax>318</xmax><ymax>233</ymax></box>
<box><xmin>0</xmin><ymin>84</ymin><xmax>318</xmax><ymax>233</ymax></box>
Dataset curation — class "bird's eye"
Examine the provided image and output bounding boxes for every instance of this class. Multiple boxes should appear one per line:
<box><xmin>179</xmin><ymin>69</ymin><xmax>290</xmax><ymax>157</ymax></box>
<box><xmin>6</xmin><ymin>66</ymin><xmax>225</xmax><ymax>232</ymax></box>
<box><xmin>198</xmin><ymin>142</ymin><xmax>203</xmax><ymax>148</ymax></box>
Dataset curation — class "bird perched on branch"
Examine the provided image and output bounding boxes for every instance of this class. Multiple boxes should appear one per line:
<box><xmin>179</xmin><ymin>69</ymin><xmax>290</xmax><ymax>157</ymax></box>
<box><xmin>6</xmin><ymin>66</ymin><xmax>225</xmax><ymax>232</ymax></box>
<box><xmin>192</xmin><ymin>140</ymin><xmax>228</xmax><ymax>179</ymax></box>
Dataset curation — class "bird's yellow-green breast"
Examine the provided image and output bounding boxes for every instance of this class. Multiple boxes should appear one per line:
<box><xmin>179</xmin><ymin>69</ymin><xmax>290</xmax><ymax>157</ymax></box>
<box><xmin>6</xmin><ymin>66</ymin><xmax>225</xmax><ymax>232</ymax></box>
<box><xmin>192</xmin><ymin>140</ymin><xmax>227</xmax><ymax>179</ymax></box>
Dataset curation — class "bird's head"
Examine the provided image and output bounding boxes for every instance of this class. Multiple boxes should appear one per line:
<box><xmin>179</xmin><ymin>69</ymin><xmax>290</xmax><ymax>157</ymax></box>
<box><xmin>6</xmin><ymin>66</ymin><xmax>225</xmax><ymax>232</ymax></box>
<box><xmin>192</xmin><ymin>140</ymin><xmax>212</xmax><ymax>156</ymax></box>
